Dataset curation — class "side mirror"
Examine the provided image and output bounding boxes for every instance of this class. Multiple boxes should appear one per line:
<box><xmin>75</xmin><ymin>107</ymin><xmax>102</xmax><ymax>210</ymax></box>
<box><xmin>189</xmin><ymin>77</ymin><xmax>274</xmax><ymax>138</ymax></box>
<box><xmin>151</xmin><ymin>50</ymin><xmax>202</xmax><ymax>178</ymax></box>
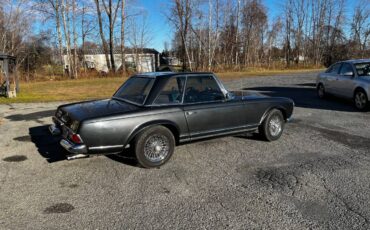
<box><xmin>225</xmin><ymin>92</ymin><xmax>233</xmax><ymax>100</ymax></box>
<box><xmin>343</xmin><ymin>71</ymin><xmax>354</xmax><ymax>77</ymax></box>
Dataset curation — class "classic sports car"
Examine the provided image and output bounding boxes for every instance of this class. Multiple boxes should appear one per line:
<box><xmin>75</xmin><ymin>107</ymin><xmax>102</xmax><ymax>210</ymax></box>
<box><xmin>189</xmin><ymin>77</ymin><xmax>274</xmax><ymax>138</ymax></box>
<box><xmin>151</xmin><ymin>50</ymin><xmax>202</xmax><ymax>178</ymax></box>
<box><xmin>50</xmin><ymin>72</ymin><xmax>294</xmax><ymax>168</ymax></box>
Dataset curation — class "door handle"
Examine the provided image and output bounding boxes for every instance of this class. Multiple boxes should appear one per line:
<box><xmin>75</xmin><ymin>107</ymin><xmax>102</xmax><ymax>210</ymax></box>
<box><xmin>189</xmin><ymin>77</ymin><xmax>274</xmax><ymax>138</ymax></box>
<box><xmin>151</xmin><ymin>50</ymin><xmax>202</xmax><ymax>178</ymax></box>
<box><xmin>186</xmin><ymin>111</ymin><xmax>196</xmax><ymax>116</ymax></box>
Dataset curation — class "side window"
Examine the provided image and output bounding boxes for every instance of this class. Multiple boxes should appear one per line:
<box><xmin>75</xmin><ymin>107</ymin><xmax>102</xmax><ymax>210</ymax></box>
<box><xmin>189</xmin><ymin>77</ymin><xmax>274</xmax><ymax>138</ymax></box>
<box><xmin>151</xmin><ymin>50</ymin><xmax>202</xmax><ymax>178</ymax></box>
<box><xmin>327</xmin><ymin>63</ymin><xmax>342</xmax><ymax>74</ymax></box>
<box><xmin>339</xmin><ymin>63</ymin><xmax>353</xmax><ymax>75</ymax></box>
<box><xmin>154</xmin><ymin>77</ymin><xmax>185</xmax><ymax>104</ymax></box>
<box><xmin>184</xmin><ymin>76</ymin><xmax>225</xmax><ymax>103</ymax></box>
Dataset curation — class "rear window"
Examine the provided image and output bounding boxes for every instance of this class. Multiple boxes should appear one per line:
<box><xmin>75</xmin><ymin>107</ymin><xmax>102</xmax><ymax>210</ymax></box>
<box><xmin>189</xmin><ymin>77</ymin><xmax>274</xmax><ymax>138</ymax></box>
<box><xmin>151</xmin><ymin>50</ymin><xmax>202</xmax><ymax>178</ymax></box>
<box><xmin>113</xmin><ymin>77</ymin><xmax>154</xmax><ymax>105</ymax></box>
<box><xmin>355</xmin><ymin>62</ymin><xmax>370</xmax><ymax>77</ymax></box>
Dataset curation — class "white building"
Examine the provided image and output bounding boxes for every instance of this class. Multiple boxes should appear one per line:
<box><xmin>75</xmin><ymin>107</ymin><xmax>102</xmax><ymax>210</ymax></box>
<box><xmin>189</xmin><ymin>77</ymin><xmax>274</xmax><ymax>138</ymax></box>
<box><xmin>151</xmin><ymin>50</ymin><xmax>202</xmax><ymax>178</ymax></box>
<box><xmin>63</xmin><ymin>48</ymin><xmax>160</xmax><ymax>73</ymax></box>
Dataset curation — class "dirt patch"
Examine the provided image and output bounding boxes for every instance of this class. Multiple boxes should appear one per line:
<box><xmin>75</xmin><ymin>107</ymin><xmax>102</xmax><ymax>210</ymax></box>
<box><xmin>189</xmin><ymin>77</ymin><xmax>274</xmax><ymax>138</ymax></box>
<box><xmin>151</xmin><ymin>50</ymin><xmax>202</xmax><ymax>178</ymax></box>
<box><xmin>68</xmin><ymin>184</ymin><xmax>78</xmax><ymax>188</ymax></box>
<box><xmin>255</xmin><ymin>167</ymin><xmax>298</xmax><ymax>191</ymax></box>
<box><xmin>43</xmin><ymin>203</ymin><xmax>75</xmax><ymax>214</ymax></box>
<box><xmin>2</xmin><ymin>155</ymin><xmax>28</xmax><ymax>162</ymax></box>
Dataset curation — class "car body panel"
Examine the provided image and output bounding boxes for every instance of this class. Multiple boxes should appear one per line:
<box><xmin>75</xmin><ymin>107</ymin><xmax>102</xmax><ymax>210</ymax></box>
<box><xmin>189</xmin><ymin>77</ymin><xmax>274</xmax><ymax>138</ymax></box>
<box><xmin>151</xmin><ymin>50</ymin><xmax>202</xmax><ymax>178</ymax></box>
<box><xmin>316</xmin><ymin>59</ymin><xmax>370</xmax><ymax>100</ymax></box>
<box><xmin>52</xmin><ymin>72</ymin><xmax>294</xmax><ymax>155</ymax></box>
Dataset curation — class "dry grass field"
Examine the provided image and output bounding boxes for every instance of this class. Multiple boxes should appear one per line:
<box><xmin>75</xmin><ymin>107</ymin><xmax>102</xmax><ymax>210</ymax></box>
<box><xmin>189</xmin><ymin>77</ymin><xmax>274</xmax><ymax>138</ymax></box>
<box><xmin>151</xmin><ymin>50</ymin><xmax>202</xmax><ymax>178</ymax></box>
<box><xmin>0</xmin><ymin>68</ymin><xmax>323</xmax><ymax>103</ymax></box>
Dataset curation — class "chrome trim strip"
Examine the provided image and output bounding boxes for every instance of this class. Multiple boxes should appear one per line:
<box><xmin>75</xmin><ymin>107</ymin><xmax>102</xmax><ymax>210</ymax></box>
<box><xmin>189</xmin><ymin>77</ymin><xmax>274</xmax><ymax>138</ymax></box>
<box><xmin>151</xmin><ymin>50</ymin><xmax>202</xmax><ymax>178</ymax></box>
<box><xmin>190</xmin><ymin>124</ymin><xmax>258</xmax><ymax>138</ymax></box>
<box><xmin>190</xmin><ymin>126</ymin><xmax>258</xmax><ymax>141</ymax></box>
<box><xmin>89</xmin><ymin>145</ymin><xmax>124</xmax><ymax>150</ymax></box>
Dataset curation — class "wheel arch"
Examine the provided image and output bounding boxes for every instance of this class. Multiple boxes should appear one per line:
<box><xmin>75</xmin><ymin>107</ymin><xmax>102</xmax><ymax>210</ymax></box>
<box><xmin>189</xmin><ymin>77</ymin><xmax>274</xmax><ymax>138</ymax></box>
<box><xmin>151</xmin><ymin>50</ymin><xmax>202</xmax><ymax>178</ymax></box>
<box><xmin>124</xmin><ymin>120</ymin><xmax>180</xmax><ymax>147</ymax></box>
<box><xmin>353</xmin><ymin>86</ymin><xmax>367</xmax><ymax>97</ymax></box>
<box><xmin>317</xmin><ymin>82</ymin><xmax>325</xmax><ymax>89</ymax></box>
<box><xmin>259</xmin><ymin>106</ymin><xmax>287</xmax><ymax>125</ymax></box>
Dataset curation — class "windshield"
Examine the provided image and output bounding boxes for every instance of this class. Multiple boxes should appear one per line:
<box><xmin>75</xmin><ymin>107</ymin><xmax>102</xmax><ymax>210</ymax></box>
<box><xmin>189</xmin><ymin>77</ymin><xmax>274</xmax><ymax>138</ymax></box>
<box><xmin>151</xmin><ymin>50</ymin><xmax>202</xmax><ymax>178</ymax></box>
<box><xmin>113</xmin><ymin>77</ymin><xmax>154</xmax><ymax>105</ymax></box>
<box><xmin>355</xmin><ymin>62</ymin><xmax>370</xmax><ymax>77</ymax></box>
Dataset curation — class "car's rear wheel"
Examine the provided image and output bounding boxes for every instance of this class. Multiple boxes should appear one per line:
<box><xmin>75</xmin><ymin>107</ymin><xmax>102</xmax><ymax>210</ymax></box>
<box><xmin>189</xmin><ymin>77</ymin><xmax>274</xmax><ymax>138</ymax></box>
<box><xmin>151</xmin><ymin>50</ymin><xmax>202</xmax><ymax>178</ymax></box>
<box><xmin>317</xmin><ymin>83</ymin><xmax>326</xmax><ymax>99</ymax></box>
<box><xmin>259</xmin><ymin>109</ymin><xmax>285</xmax><ymax>141</ymax></box>
<box><xmin>354</xmin><ymin>89</ymin><xmax>368</xmax><ymax>111</ymax></box>
<box><xmin>134</xmin><ymin>126</ymin><xmax>175</xmax><ymax>168</ymax></box>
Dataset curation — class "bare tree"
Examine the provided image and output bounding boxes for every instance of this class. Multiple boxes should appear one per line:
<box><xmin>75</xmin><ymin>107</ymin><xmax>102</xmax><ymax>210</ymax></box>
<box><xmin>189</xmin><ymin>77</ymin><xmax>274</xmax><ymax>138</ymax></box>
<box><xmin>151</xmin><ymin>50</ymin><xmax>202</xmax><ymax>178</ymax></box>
<box><xmin>120</xmin><ymin>0</ymin><xmax>126</xmax><ymax>75</ymax></box>
<box><xmin>94</xmin><ymin>0</ymin><xmax>111</xmax><ymax>71</ymax></box>
<box><xmin>101</xmin><ymin>0</ymin><xmax>121</xmax><ymax>72</ymax></box>
<box><xmin>168</xmin><ymin>0</ymin><xmax>193</xmax><ymax>71</ymax></box>
<box><xmin>351</xmin><ymin>1</ymin><xmax>370</xmax><ymax>57</ymax></box>
<box><xmin>127</xmin><ymin>15</ymin><xmax>153</xmax><ymax>72</ymax></box>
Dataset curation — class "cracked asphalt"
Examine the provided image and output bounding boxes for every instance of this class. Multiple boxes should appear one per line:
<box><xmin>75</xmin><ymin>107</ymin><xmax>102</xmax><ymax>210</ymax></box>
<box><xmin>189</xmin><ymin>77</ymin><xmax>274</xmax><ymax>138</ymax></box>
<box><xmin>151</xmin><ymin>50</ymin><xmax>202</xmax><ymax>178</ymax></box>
<box><xmin>1</xmin><ymin>72</ymin><xmax>370</xmax><ymax>229</ymax></box>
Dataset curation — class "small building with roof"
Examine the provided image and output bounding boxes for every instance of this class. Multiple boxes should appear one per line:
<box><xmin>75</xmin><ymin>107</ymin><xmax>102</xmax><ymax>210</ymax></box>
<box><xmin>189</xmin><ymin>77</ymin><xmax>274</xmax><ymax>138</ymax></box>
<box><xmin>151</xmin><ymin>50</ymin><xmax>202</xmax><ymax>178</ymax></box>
<box><xmin>63</xmin><ymin>48</ymin><xmax>160</xmax><ymax>73</ymax></box>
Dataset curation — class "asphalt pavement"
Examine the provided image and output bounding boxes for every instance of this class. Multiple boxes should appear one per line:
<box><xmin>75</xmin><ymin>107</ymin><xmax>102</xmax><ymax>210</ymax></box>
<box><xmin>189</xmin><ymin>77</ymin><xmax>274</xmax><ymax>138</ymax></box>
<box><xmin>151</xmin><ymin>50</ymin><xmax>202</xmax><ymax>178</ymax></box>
<box><xmin>1</xmin><ymin>72</ymin><xmax>370</xmax><ymax>229</ymax></box>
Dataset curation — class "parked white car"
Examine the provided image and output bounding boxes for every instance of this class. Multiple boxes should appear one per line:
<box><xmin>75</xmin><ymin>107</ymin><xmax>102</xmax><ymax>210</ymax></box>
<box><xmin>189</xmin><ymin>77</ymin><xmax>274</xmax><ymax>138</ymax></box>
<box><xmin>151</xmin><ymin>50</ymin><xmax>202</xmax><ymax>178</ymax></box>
<box><xmin>316</xmin><ymin>59</ymin><xmax>370</xmax><ymax>110</ymax></box>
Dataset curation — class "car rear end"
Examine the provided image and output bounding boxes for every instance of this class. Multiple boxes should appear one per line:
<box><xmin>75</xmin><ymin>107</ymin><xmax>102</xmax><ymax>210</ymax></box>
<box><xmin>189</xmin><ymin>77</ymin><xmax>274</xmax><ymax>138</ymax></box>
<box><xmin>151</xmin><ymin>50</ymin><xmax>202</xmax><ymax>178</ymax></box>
<box><xmin>49</xmin><ymin>108</ymin><xmax>88</xmax><ymax>159</ymax></box>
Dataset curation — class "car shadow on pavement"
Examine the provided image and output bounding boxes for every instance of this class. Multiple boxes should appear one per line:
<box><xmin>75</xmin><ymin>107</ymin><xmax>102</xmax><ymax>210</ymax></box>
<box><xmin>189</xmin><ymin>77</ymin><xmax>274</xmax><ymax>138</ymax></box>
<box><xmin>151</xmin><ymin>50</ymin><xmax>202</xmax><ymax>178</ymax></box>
<box><xmin>233</xmin><ymin>133</ymin><xmax>267</xmax><ymax>142</ymax></box>
<box><xmin>243</xmin><ymin>85</ymin><xmax>358</xmax><ymax>112</ymax></box>
<box><xmin>29</xmin><ymin>125</ymin><xmax>67</xmax><ymax>163</ymax></box>
<box><xmin>6</xmin><ymin>110</ymin><xmax>56</xmax><ymax>123</ymax></box>
<box><xmin>105</xmin><ymin>152</ymin><xmax>140</xmax><ymax>167</ymax></box>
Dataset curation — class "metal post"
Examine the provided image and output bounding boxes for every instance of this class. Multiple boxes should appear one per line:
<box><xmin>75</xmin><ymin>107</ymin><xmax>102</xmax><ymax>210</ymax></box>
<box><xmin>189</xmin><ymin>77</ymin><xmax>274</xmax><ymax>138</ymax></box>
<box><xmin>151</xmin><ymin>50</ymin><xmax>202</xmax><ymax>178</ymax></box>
<box><xmin>4</xmin><ymin>59</ymin><xmax>9</xmax><ymax>97</ymax></box>
<box><xmin>15</xmin><ymin>59</ymin><xmax>19</xmax><ymax>93</ymax></box>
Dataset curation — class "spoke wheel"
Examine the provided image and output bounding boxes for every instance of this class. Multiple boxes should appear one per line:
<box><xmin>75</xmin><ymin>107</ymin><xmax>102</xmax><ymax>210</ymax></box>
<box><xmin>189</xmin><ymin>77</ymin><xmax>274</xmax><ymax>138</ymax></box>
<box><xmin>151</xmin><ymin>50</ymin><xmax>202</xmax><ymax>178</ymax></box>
<box><xmin>354</xmin><ymin>90</ymin><xmax>368</xmax><ymax>111</ymax></box>
<box><xmin>269</xmin><ymin>115</ymin><xmax>282</xmax><ymax>137</ymax></box>
<box><xmin>259</xmin><ymin>109</ymin><xmax>285</xmax><ymax>141</ymax></box>
<box><xmin>143</xmin><ymin>134</ymin><xmax>170</xmax><ymax>163</ymax></box>
<box><xmin>135</xmin><ymin>126</ymin><xmax>175</xmax><ymax>168</ymax></box>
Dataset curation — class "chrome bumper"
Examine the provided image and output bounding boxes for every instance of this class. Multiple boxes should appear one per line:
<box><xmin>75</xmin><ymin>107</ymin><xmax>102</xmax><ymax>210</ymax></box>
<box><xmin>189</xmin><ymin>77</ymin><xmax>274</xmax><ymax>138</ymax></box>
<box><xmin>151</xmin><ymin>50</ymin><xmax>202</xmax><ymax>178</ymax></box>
<box><xmin>60</xmin><ymin>139</ymin><xmax>88</xmax><ymax>155</ymax></box>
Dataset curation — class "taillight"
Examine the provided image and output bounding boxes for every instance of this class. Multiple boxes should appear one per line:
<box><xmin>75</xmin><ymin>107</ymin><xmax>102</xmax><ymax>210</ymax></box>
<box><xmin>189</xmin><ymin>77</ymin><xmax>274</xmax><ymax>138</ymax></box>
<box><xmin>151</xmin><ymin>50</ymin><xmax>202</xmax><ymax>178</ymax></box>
<box><xmin>69</xmin><ymin>133</ymin><xmax>83</xmax><ymax>144</ymax></box>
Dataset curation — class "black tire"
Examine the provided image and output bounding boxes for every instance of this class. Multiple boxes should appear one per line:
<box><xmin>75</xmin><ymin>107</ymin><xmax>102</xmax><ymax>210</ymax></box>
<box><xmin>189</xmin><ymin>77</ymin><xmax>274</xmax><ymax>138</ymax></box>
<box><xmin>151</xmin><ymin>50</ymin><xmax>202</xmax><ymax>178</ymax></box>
<box><xmin>134</xmin><ymin>126</ymin><xmax>175</xmax><ymax>168</ymax></box>
<box><xmin>353</xmin><ymin>89</ymin><xmax>368</xmax><ymax>111</ymax></box>
<box><xmin>259</xmin><ymin>109</ymin><xmax>285</xmax><ymax>141</ymax></box>
<box><xmin>317</xmin><ymin>83</ymin><xmax>326</xmax><ymax>99</ymax></box>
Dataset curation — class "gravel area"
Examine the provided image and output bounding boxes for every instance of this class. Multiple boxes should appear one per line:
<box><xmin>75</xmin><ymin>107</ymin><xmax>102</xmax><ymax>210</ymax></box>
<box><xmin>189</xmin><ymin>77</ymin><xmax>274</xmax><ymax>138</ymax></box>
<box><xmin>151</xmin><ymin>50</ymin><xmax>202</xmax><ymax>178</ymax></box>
<box><xmin>1</xmin><ymin>72</ymin><xmax>370</xmax><ymax>229</ymax></box>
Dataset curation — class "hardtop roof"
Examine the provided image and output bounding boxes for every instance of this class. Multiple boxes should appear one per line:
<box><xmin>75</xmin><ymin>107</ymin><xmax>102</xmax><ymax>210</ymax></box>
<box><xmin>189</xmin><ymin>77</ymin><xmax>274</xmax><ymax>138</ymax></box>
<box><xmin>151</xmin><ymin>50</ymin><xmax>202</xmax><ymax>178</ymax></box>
<box><xmin>134</xmin><ymin>72</ymin><xmax>214</xmax><ymax>78</ymax></box>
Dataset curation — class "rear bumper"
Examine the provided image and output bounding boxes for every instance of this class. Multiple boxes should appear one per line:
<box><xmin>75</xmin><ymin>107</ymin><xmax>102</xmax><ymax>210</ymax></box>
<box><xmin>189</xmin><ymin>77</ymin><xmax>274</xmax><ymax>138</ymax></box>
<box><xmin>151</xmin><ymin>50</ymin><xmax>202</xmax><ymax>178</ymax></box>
<box><xmin>60</xmin><ymin>139</ymin><xmax>88</xmax><ymax>155</ymax></box>
<box><xmin>49</xmin><ymin>123</ymin><xmax>88</xmax><ymax>155</ymax></box>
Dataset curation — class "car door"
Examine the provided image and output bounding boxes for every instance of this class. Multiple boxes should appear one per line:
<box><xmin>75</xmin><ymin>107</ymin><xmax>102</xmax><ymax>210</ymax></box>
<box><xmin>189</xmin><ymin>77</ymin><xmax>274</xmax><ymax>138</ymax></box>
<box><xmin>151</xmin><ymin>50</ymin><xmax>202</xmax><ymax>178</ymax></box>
<box><xmin>335</xmin><ymin>63</ymin><xmax>357</xmax><ymax>98</ymax></box>
<box><xmin>182</xmin><ymin>75</ymin><xmax>250</xmax><ymax>139</ymax></box>
<box><xmin>324</xmin><ymin>63</ymin><xmax>342</xmax><ymax>94</ymax></box>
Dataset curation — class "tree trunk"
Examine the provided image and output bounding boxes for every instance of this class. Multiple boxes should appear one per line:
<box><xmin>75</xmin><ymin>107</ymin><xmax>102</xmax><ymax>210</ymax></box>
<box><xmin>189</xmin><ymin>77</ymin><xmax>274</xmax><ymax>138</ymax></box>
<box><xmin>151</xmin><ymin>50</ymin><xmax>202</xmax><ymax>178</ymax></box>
<box><xmin>72</xmin><ymin>0</ymin><xmax>78</xmax><ymax>78</ymax></box>
<box><xmin>54</xmin><ymin>0</ymin><xmax>64</xmax><ymax>74</ymax></box>
<box><xmin>94</xmin><ymin>0</ymin><xmax>111</xmax><ymax>71</ymax></box>
<box><xmin>120</xmin><ymin>0</ymin><xmax>126</xmax><ymax>76</ymax></box>
<box><xmin>61</xmin><ymin>0</ymin><xmax>73</xmax><ymax>78</ymax></box>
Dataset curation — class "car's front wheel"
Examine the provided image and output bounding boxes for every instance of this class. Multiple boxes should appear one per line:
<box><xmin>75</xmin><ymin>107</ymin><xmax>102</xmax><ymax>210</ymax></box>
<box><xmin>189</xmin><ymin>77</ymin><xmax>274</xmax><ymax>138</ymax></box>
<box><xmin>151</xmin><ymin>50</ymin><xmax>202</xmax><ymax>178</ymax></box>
<box><xmin>259</xmin><ymin>109</ymin><xmax>285</xmax><ymax>141</ymax></box>
<box><xmin>317</xmin><ymin>83</ymin><xmax>326</xmax><ymax>99</ymax></box>
<box><xmin>354</xmin><ymin>89</ymin><xmax>368</xmax><ymax>111</ymax></box>
<box><xmin>134</xmin><ymin>126</ymin><xmax>175</xmax><ymax>168</ymax></box>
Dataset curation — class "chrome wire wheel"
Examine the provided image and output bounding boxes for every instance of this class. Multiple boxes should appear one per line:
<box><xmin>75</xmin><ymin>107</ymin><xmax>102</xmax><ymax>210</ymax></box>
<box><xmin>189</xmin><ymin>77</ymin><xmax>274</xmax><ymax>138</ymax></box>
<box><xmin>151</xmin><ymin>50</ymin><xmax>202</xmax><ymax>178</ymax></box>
<box><xmin>269</xmin><ymin>115</ymin><xmax>282</xmax><ymax>137</ymax></box>
<box><xmin>355</xmin><ymin>91</ymin><xmax>367</xmax><ymax>110</ymax></box>
<box><xmin>143</xmin><ymin>134</ymin><xmax>170</xmax><ymax>163</ymax></box>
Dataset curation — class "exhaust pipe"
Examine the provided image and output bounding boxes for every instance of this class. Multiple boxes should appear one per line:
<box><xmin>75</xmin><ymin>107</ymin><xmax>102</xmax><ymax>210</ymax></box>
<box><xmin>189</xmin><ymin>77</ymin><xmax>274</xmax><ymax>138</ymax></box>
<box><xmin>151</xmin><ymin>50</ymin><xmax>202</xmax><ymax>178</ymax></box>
<box><xmin>67</xmin><ymin>153</ymin><xmax>89</xmax><ymax>160</ymax></box>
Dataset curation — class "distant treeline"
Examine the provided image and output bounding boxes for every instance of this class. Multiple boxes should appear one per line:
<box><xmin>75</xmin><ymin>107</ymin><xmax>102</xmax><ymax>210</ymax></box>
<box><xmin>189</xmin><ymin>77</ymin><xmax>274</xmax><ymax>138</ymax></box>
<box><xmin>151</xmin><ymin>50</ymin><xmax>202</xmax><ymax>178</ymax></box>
<box><xmin>0</xmin><ymin>0</ymin><xmax>369</xmax><ymax>80</ymax></box>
